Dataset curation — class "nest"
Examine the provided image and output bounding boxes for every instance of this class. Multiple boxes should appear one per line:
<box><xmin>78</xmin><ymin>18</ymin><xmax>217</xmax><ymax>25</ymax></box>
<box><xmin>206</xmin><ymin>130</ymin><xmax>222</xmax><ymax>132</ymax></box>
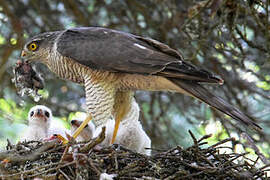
<box><xmin>0</xmin><ymin>129</ymin><xmax>268</xmax><ymax>180</ymax></box>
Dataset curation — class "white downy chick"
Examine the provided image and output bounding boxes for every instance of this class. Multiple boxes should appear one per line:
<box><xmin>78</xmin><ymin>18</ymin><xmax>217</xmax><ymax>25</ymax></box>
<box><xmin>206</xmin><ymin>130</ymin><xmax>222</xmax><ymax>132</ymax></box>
<box><xmin>21</xmin><ymin>105</ymin><xmax>52</xmax><ymax>141</ymax></box>
<box><xmin>70</xmin><ymin>119</ymin><xmax>95</xmax><ymax>142</ymax></box>
<box><xmin>47</xmin><ymin>123</ymin><xmax>70</xmax><ymax>140</ymax></box>
<box><xmin>94</xmin><ymin>98</ymin><xmax>151</xmax><ymax>155</ymax></box>
<box><xmin>21</xmin><ymin>105</ymin><xmax>69</xmax><ymax>141</ymax></box>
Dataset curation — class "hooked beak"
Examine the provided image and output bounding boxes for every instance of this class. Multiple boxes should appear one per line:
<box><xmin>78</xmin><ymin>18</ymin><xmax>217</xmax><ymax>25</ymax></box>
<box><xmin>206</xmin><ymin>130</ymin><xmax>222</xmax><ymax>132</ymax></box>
<box><xmin>21</xmin><ymin>50</ymin><xmax>27</xmax><ymax>58</ymax></box>
<box><xmin>20</xmin><ymin>50</ymin><xmax>34</xmax><ymax>61</ymax></box>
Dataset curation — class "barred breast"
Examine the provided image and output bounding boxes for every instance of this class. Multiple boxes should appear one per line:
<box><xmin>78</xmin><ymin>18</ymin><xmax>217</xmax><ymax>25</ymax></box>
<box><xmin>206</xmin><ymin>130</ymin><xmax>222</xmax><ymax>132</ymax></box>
<box><xmin>50</xmin><ymin>50</ymin><xmax>122</xmax><ymax>128</ymax></box>
<box><xmin>84</xmin><ymin>74</ymin><xmax>117</xmax><ymax>127</ymax></box>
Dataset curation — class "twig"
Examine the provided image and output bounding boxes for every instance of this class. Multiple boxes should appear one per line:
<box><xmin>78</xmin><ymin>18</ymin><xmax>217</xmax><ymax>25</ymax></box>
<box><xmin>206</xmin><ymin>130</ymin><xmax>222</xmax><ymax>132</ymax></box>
<box><xmin>0</xmin><ymin>161</ymin><xmax>60</xmax><ymax>178</ymax></box>
<box><xmin>241</xmin><ymin>132</ymin><xmax>269</xmax><ymax>164</ymax></box>
<box><xmin>27</xmin><ymin>161</ymin><xmax>76</xmax><ymax>178</ymax></box>
<box><xmin>197</xmin><ymin>134</ymin><xmax>212</xmax><ymax>143</ymax></box>
<box><xmin>188</xmin><ymin>130</ymin><xmax>198</xmax><ymax>146</ymax></box>
<box><xmin>208</xmin><ymin>137</ymin><xmax>235</xmax><ymax>149</ymax></box>
<box><xmin>59</xmin><ymin>169</ymin><xmax>71</xmax><ymax>180</ymax></box>
<box><xmin>0</xmin><ymin>140</ymin><xmax>59</xmax><ymax>163</ymax></box>
<box><xmin>79</xmin><ymin>126</ymin><xmax>106</xmax><ymax>153</ymax></box>
<box><xmin>181</xmin><ymin>0</ymin><xmax>212</xmax><ymax>29</ymax></box>
<box><xmin>87</xmin><ymin>158</ymin><xmax>101</xmax><ymax>176</ymax></box>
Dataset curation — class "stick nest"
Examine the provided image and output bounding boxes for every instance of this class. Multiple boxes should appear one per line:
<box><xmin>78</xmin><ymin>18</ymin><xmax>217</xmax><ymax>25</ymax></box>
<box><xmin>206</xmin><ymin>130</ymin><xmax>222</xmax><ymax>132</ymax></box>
<box><xmin>0</xmin><ymin>129</ymin><xmax>268</xmax><ymax>180</ymax></box>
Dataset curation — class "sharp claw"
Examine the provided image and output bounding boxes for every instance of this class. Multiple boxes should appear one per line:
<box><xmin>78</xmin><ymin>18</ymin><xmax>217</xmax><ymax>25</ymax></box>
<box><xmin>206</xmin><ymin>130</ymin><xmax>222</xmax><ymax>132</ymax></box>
<box><xmin>56</xmin><ymin>134</ymin><xmax>69</xmax><ymax>144</ymax></box>
<box><xmin>45</xmin><ymin>134</ymin><xmax>69</xmax><ymax>144</ymax></box>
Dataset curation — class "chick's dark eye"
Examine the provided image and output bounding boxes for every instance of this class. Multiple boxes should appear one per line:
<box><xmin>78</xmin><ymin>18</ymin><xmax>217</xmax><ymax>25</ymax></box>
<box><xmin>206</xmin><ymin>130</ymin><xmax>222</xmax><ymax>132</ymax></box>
<box><xmin>30</xmin><ymin>111</ymin><xmax>34</xmax><ymax>117</ymax></box>
<box><xmin>45</xmin><ymin>111</ymin><xmax>50</xmax><ymax>118</ymax></box>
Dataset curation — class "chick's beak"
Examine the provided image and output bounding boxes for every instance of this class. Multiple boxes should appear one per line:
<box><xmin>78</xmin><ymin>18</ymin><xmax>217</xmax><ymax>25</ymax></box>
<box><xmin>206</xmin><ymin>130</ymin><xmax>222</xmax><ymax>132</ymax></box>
<box><xmin>37</xmin><ymin>109</ymin><xmax>42</xmax><ymax>115</ymax></box>
<box><xmin>33</xmin><ymin>109</ymin><xmax>47</xmax><ymax>121</ymax></box>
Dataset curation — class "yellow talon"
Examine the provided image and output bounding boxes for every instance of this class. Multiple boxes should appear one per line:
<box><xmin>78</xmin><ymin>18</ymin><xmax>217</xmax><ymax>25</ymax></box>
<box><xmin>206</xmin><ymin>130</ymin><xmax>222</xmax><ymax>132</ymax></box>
<box><xmin>56</xmin><ymin>134</ymin><xmax>69</xmax><ymax>144</ymax></box>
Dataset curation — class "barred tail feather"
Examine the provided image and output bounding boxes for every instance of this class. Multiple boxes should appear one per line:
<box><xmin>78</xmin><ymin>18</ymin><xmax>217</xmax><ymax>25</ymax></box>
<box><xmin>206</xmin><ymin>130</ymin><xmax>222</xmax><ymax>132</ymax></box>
<box><xmin>170</xmin><ymin>79</ymin><xmax>262</xmax><ymax>131</ymax></box>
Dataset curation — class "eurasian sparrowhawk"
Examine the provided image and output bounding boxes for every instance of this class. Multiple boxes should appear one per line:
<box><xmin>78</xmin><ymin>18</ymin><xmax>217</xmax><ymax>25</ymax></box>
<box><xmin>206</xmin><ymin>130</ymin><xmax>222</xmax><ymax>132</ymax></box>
<box><xmin>20</xmin><ymin>27</ymin><xmax>261</xmax><ymax>143</ymax></box>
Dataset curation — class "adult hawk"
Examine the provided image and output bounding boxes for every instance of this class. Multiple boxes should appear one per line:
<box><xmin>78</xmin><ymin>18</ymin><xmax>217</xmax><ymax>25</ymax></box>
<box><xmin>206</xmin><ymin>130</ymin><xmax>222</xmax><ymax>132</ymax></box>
<box><xmin>21</xmin><ymin>27</ymin><xmax>261</xmax><ymax>142</ymax></box>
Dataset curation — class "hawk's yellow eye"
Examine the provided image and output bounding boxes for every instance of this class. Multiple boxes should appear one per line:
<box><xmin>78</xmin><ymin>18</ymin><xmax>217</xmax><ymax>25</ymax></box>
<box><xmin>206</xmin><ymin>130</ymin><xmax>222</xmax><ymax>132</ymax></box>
<box><xmin>28</xmin><ymin>42</ymin><xmax>38</xmax><ymax>51</ymax></box>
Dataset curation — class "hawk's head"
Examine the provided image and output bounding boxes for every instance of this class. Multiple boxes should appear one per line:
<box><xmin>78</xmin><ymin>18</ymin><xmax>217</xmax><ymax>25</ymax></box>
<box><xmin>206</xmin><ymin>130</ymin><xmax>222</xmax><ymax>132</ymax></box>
<box><xmin>21</xmin><ymin>31</ymin><xmax>61</xmax><ymax>62</ymax></box>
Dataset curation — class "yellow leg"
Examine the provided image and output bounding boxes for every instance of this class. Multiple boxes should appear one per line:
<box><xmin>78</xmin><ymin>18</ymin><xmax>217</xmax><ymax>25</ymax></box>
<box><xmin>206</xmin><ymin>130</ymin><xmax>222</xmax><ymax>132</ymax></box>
<box><xmin>111</xmin><ymin>116</ymin><xmax>121</xmax><ymax>144</ymax></box>
<box><xmin>111</xmin><ymin>91</ymin><xmax>133</xmax><ymax>144</ymax></box>
<box><xmin>72</xmin><ymin>114</ymin><xmax>92</xmax><ymax>139</ymax></box>
<box><xmin>56</xmin><ymin>134</ymin><xmax>69</xmax><ymax>144</ymax></box>
<box><xmin>55</xmin><ymin>114</ymin><xmax>92</xmax><ymax>145</ymax></box>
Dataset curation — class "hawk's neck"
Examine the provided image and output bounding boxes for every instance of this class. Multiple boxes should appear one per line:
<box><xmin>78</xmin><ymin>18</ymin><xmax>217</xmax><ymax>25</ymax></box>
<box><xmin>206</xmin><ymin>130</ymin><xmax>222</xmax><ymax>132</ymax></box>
<box><xmin>46</xmin><ymin>50</ymin><xmax>87</xmax><ymax>84</ymax></box>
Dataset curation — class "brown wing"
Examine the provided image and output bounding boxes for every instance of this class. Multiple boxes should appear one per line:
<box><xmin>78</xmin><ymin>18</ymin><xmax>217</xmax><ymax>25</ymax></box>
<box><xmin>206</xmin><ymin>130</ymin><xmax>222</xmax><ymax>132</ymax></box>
<box><xmin>57</xmin><ymin>27</ymin><xmax>222</xmax><ymax>84</ymax></box>
<box><xmin>56</xmin><ymin>27</ymin><xmax>260</xmax><ymax>130</ymax></box>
